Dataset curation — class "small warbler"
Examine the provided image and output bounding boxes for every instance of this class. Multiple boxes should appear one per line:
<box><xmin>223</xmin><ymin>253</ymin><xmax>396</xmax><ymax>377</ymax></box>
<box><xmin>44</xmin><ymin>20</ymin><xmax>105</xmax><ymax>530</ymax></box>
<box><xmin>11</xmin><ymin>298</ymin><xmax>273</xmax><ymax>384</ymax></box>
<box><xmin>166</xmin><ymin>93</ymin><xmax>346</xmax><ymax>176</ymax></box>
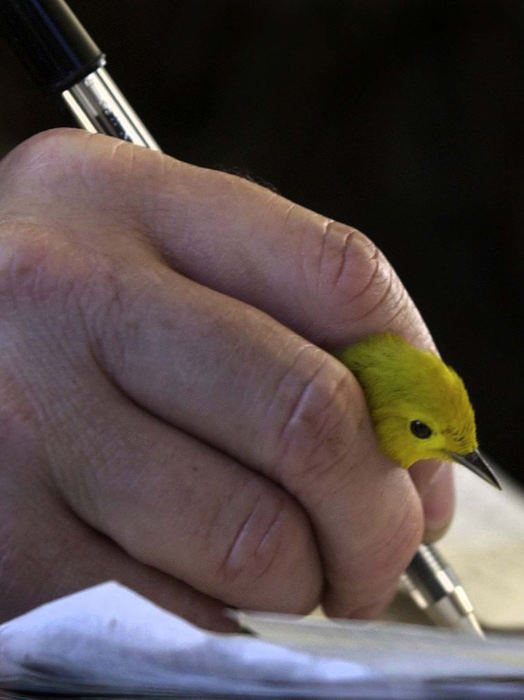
<box><xmin>337</xmin><ymin>332</ymin><xmax>500</xmax><ymax>488</ymax></box>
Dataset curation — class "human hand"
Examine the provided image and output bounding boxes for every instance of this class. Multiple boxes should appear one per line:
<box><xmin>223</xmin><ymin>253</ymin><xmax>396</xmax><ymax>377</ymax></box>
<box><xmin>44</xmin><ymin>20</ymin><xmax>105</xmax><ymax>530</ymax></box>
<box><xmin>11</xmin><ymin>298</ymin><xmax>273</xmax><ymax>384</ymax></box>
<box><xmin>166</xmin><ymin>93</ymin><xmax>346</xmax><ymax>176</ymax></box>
<box><xmin>0</xmin><ymin>129</ymin><xmax>453</xmax><ymax>629</ymax></box>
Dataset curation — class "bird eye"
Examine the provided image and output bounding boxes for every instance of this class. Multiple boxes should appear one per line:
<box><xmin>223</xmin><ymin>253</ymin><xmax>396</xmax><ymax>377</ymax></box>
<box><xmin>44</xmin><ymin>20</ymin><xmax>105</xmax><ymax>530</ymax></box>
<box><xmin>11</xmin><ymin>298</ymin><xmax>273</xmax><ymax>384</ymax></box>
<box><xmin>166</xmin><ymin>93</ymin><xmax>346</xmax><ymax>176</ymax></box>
<box><xmin>410</xmin><ymin>420</ymin><xmax>432</xmax><ymax>439</ymax></box>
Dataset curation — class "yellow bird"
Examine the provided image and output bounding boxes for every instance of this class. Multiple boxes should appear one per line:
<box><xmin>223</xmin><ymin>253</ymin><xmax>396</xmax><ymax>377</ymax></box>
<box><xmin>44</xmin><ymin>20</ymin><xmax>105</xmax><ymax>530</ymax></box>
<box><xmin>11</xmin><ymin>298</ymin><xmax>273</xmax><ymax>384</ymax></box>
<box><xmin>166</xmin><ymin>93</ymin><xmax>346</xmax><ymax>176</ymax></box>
<box><xmin>337</xmin><ymin>332</ymin><xmax>500</xmax><ymax>488</ymax></box>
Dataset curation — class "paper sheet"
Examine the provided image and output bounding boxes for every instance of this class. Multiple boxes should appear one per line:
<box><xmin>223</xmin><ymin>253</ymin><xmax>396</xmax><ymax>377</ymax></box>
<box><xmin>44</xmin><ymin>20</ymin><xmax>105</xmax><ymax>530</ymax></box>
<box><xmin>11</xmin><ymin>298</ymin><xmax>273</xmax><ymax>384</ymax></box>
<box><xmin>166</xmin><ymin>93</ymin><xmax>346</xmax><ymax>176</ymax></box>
<box><xmin>0</xmin><ymin>582</ymin><xmax>523</xmax><ymax>698</ymax></box>
<box><xmin>432</xmin><ymin>466</ymin><xmax>524</xmax><ymax>629</ymax></box>
<box><xmin>0</xmin><ymin>582</ymin><xmax>365</xmax><ymax>696</ymax></box>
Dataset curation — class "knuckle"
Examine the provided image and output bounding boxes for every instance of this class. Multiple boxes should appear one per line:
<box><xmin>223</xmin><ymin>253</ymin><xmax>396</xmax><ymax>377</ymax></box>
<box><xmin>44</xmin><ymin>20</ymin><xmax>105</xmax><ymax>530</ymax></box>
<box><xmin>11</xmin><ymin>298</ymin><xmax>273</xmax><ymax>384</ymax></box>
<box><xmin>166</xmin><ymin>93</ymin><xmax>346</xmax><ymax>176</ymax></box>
<box><xmin>0</xmin><ymin>232</ymin><xmax>81</xmax><ymax>311</ymax></box>
<box><xmin>0</xmin><ymin>226</ymin><xmax>128</xmax><ymax>355</ymax></box>
<box><xmin>270</xmin><ymin>345</ymin><xmax>360</xmax><ymax>495</ymax></box>
<box><xmin>0</xmin><ymin>233</ymin><xmax>58</xmax><ymax>305</ymax></box>
<box><xmin>0</xmin><ymin>131</ymin><xmax>152</xmax><ymax>340</ymax></box>
<box><xmin>0</xmin><ymin>129</ymin><xmax>148</xmax><ymax>220</ymax></box>
<box><xmin>215</xmin><ymin>489</ymin><xmax>321</xmax><ymax>612</ymax></box>
<box><xmin>314</xmin><ymin>220</ymin><xmax>361</xmax><ymax>296</ymax></box>
<box><xmin>0</xmin><ymin>128</ymin><xmax>88</xmax><ymax>193</ymax></box>
<box><xmin>83</xmin><ymin>263</ymin><xmax>156</xmax><ymax>376</ymax></box>
<box><xmin>311</xmin><ymin>221</ymin><xmax>408</xmax><ymax>333</ymax></box>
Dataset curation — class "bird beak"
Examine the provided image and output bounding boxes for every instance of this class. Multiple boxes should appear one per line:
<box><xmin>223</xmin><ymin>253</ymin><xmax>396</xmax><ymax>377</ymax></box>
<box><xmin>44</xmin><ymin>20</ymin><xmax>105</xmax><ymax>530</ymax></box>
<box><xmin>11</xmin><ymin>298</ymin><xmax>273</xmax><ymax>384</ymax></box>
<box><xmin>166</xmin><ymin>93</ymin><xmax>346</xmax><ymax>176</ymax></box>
<box><xmin>448</xmin><ymin>449</ymin><xmax>502</xmax><ymax>490</ymax></box>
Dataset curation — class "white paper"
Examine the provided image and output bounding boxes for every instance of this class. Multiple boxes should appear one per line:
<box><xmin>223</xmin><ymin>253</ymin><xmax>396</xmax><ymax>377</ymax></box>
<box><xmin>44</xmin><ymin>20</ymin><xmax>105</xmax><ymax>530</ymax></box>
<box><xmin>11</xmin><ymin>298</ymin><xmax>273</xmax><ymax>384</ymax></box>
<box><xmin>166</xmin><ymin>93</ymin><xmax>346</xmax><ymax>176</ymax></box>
<box><xmin>1</xmin><ymin>582</ymin><xmax>523</xmax><ymax>698</ymax></box>
<box><xmin>438</xmin><ymin>466</ymin><xmax>524</xmax><ymax>628</ymax></box>
<box><xmin>0</xmin><ymin>582</ymin><xmax>366</xmax><ymax>696</ymax></box>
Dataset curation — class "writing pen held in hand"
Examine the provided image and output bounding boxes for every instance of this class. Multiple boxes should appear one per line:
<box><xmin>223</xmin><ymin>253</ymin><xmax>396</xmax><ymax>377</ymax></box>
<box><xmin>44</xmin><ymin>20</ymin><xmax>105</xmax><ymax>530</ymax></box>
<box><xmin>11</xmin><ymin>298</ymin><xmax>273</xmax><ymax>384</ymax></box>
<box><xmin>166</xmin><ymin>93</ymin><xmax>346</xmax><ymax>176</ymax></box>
<box><xmin>401</xmin><ymin>543</ymin><xmax>484</xmax><ymax>637</ymax></box>
<box><xmin>0</xmin><ymin>0</ymin><xmax>501</xmax><ymax>639</ymax></box>
<box><xmin>0</xmin><ymin>0</ymin><xmax>160</xmax><ymax>150</ymax></box>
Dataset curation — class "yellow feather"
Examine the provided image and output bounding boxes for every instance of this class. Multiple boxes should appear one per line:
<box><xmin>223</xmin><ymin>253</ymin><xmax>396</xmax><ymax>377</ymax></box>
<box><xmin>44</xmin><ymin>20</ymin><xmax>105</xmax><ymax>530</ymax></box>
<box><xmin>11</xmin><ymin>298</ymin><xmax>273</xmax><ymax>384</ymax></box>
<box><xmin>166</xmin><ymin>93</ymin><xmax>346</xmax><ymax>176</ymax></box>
<box><xmin>336</xmin><ymin>333</ymin><xmax>477</xmax><ymax>469</ymax></box>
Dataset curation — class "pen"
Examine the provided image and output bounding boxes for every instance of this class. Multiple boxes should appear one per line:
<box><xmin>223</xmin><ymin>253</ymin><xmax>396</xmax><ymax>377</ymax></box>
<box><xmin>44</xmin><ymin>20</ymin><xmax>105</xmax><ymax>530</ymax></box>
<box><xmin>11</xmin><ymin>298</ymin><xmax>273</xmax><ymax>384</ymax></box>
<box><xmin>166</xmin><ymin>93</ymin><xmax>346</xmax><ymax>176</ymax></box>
<box><xmin>401</xmin><ymin>543</ymin><xmax>484</xmax><ymax>638</ymax></box>
<box><xmin>0</xmin><ymin>0</ymin><xmax>160</xmax><ymax>151</ymax></box>
<box><xmin>0</xmin><ymin>0</ymin><xmax>486</xmax><ymax>639</ymax></box>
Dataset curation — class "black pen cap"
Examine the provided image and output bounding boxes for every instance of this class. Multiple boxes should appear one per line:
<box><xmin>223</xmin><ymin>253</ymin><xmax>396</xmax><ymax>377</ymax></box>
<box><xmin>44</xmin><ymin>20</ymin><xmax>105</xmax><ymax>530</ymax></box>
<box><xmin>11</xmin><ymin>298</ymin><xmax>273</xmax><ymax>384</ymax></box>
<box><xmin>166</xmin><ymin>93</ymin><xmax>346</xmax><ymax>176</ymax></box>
<box><xmin>0</xmin><ymin>0</ymin><xmax>104</xmax><ymax>93</ymax></box>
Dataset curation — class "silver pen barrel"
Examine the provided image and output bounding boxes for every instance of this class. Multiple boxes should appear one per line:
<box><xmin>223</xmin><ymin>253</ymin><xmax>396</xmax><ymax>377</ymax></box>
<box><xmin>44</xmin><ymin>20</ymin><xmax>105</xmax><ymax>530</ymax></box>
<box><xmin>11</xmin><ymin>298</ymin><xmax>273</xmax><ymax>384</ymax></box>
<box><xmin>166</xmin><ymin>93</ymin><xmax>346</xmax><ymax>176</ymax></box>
<box><xmin>62</xmin><ymin>65</ymin><xmax>160</xmax><ymax>151</ymax></box>
<box><xmin>400</xmin><ymin>543</ymin><xmax>484</xmax><ymax>638</ymax></box>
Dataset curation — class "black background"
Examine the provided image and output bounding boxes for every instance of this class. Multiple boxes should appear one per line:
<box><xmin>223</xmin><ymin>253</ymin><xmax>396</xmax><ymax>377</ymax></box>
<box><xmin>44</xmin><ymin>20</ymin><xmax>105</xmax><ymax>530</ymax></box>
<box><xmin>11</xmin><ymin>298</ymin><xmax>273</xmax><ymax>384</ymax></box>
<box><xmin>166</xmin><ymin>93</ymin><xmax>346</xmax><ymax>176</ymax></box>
<box><xmin>0</xmin><ymin>1</ymin><xmax>522</xmax><ymax>484</ymax></box>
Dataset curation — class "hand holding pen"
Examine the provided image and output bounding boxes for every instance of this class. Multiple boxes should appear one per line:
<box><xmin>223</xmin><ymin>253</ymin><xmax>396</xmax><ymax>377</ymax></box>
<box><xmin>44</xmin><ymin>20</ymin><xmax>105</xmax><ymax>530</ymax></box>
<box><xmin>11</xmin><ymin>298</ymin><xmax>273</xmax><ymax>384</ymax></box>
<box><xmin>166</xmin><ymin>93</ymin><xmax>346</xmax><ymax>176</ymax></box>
<box><xmin>0</xmin><ymin>0</ymin><xmax>493</xmax><ymax>636</ymax></box>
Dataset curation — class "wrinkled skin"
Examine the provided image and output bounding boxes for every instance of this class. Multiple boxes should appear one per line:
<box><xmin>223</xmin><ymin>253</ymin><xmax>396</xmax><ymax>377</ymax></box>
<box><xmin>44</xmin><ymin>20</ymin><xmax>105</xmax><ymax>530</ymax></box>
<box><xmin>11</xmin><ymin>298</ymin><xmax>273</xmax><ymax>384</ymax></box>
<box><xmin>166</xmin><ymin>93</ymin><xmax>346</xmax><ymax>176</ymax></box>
<box><xmin>0</xmin><ymin>129</ymin><xmax>454</xmax><ymax>630</ymax></box>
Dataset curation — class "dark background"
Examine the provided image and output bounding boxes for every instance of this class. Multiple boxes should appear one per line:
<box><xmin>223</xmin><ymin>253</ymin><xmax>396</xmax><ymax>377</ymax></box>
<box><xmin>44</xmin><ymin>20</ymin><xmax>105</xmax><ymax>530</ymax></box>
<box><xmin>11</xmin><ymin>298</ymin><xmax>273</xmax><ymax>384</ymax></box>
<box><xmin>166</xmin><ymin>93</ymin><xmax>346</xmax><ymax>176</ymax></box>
<box><xmin>0</xmin><ymin>1</ymin><xmax>522</xmax><ymax>483</ymax></box>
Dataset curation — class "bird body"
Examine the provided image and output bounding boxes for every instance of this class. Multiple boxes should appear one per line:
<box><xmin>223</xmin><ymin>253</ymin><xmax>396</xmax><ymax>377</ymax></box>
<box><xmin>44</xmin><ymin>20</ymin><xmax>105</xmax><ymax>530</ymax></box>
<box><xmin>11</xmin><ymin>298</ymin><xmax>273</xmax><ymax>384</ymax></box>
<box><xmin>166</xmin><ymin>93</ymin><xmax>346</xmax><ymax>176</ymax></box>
<box><xmin>337</xmin><ymin>333</ymin><xmax>500</xmax><ymax>488</ymax></box>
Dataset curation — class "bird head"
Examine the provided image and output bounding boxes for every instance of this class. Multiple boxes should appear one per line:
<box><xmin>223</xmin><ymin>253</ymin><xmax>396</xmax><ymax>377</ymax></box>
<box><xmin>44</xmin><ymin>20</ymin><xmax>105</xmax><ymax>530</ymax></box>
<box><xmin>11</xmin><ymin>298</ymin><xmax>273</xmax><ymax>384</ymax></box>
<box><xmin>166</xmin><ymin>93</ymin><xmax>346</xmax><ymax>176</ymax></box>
<box><xmin>337</xmin><ymin>333</ymin><xmax>500</xmax><ymax>488</ymax></box>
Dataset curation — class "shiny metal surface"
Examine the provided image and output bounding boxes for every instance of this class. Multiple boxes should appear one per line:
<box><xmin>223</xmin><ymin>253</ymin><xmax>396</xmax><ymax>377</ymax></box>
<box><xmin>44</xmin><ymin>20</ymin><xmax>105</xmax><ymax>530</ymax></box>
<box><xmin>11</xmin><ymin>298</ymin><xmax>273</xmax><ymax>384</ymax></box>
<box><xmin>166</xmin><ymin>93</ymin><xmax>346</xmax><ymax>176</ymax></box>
<box><xmin>401</xmin><ymin>543</ymin><xmax>484</xmax><ymax>638</ymax></box>
<box><xmin>62</xmin><ymin>66</ymin><xmax>160</xmax><ymax>150</ymax></box>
